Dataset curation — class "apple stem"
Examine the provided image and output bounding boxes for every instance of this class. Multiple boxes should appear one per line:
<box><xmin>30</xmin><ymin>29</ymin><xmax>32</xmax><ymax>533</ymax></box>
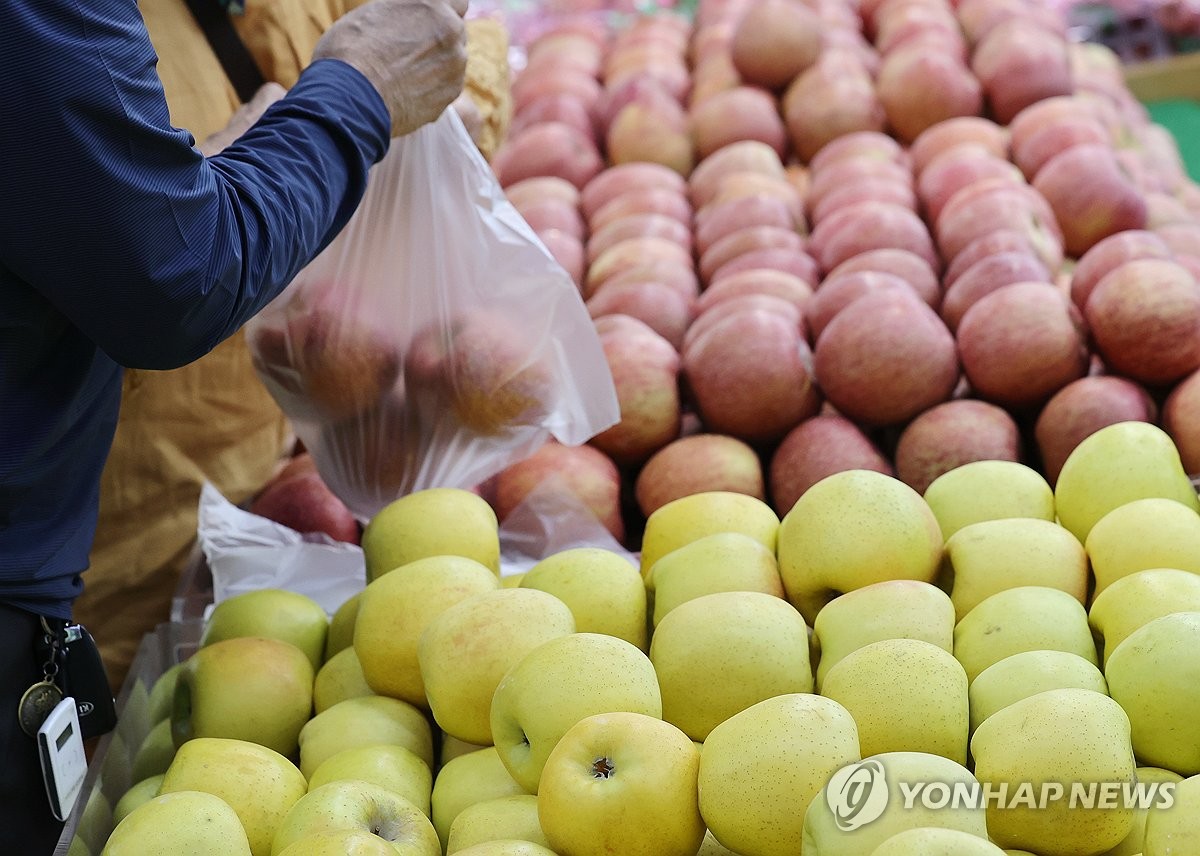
<box><xmin>591</xmin><ymin>756</ymin><xmax>615</xmax><ymax>779</ymax></box>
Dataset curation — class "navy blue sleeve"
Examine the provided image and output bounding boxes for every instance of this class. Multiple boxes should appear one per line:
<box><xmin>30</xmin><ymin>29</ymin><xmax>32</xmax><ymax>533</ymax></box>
<box><xmin>0</xmin><ymin>0</ymin><xmax>391</xmax><ymax>370</ymax></box>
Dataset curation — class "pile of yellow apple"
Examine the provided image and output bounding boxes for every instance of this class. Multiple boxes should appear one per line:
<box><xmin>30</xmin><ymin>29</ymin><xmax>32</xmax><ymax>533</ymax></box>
<box><xmin>91</xmin><ymin>419</ymin><xmax>1200</xmax><ymax>856</ymax></box>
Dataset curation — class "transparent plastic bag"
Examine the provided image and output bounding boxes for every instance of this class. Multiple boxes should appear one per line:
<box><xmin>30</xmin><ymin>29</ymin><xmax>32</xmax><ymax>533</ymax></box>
<box><xmin>245</xmin><ymin>109</ymin><xmax>618</xmax><ymax>520</ymax></box>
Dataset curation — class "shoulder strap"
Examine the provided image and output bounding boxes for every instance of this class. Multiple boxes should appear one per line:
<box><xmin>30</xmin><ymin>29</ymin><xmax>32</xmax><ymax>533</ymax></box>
<box><xmin>181</xmin><ymin>0</ymin><xmax>267</xmax><ymax>103</ymax></box>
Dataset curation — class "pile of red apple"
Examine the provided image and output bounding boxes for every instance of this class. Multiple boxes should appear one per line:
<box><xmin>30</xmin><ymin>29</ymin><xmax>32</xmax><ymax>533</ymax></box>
<box><xmin>480</xmin><ymin>0</ymin><xmax>1200</xmax><ymax>546</ymax></box>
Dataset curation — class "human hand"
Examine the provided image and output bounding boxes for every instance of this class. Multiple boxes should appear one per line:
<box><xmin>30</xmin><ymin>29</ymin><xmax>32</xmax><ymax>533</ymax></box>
<box><xmin>198</xmin><ymin>82</ymin><xmax>288</xmax><ymax>156</ymax></box>
<box><xmin>313</xmin><ymin>0</ymin><xmax>468</xmax><ymax>137</ymax></box>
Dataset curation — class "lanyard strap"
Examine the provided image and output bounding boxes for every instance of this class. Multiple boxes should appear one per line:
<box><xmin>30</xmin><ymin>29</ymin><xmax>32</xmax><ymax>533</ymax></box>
<box><xmin>181</xmin><ymin>0</ymin><xmax>267</xmax><ymax>103</ymax></box>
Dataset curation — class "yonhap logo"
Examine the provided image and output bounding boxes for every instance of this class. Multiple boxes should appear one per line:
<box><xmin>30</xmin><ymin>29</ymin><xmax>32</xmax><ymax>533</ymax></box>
<box><xmin>826</xmin><ymin>759</ymin><xmax>889</xmax><ymax>831</ymax></box>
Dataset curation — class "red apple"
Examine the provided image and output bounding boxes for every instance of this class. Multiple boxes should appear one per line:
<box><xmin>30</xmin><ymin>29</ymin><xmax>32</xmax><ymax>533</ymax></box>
<box><xmin>808</xmin><ymin>201</ymin><xmax>939</xmax><ymax>273</ymax></box>
<box><xmin>1069</xmin><ymin>230</ymin><xmax>1173</xmax><ymax>311</ymax></box>
<box><xmin>768</xmin><ymin>414</ymin><xmax>894</xmax><ymax>514</ymax></box>
<box><xmin>877</xmin><ymin>47</ymin><xmax>983</xmax><ymax>144</ymax></box>
<box><xmin>894</xmin><ymin>399</ymin><xmax>1022</xmax><ymax>494</ymax></box>
<box><xmin>690</xmin><ymin>86</ymin><xmax>788</xmax><ymax>159</ymax></box>
<box><xmin>492</xmin><ymin>122</ymin><xmax>604</xmax><ymax>190</ymax></box>
<box><xmin>710</xmin><ymin>247</ymin><xmax>821</xmax><ymax>287</ymax></box>
<box><xmin>1163</xmin><ymin>369</ymin><xmax>1200</xmax><ymax>476</ymax></box>
<box><xmin>587</xmin><ymin>214</ymin><xmax>693</xmax><ymax>265</ymax></box>
<box><xmin>910</xmin><ymin>116</ymin><xmax>1010</xmax><ymax>175</ymax></box>
<box><xmin>808</xmin><ymin>271</ymin><xmax>918</xmax><ymax>341</ymax></box>
<box><xmin>634</xmin><ymin>434</ymin><xmax>766</xmax><ymax>517</ymax></box>
<box><xmin>783</xmin><ymin>55</ymin><xmax>886</xmax><ymax>163</ymax></box>
<box><xmin>1035</xmin><ymin>375</ymin><xmax>1157</xmax><ymax>483</ymax></box>
<box><xmin>581</xmin><ymin>163</ymin><xmax>688</xmax><ymax>221</ymax></box>
<box><xmin>730</xmin><ymin>0</ymin><xmax>822</xmax><ymax>89</ymax></box>
<box><xmin>249</xmin><ymin>469</ymin><xmax>361</xmax><ymax>543</ymax></box>
<box><xmin>825</xmin><ymin>248</ymin><xmax>940</xmax><ymax>308</ymax></box>
<box><xmin>1033</xmin><ymin>144</ymin><xmax>1148</xmax><ymax>258</ymax></box>
<box><xmin>586</xmin><ymin>281</ymin><xmax>695</xmax><ymax>352</ymax></box>
<box><xmin>940</xmin><ymin>251</ymin><xmax>1053</xmax><ymax>332</ymax></box>
<box><xmin>494</xmin><ymin>441</ymin><xmax>625</xmax><ymax>541</ymax></box>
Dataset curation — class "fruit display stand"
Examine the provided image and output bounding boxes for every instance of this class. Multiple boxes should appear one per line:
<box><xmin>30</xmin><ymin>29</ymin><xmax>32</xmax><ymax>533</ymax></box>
<box><xmin>53</xmin><ymin>619</ymin><xmax>204</xmax><ymax>855</ymax></box>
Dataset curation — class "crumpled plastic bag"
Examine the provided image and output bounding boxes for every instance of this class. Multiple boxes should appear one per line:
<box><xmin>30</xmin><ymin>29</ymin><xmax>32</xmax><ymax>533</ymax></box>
<box><xmin>245</xmin><ymin>109</ymin><xmax>618</xmax><ymax>520</ymax></box>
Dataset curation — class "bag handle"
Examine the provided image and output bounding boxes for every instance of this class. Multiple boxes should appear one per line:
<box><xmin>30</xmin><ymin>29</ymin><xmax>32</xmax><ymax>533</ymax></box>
<box><xmin>182</xmin><ymin>0</ymin><xmax>267</xmax><ymax>104</ymax></box>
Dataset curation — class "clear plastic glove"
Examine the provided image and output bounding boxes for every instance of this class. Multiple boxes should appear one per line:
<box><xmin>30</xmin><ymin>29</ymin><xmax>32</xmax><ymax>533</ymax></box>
<box><xmin>198</xmin><ymin>82</ymin><xmax>288</xmax><ymax>156</ymax></box>
<box><xmin>313</xmin><ymin>0</ymin><xmax>468</xmax><ymax>138</ymax></box>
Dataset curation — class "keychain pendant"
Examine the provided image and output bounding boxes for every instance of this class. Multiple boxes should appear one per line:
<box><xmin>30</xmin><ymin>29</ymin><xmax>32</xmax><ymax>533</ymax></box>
<box><xmin>18</xmin><ymin>680</ymin><xmax>64</xmax><ymax>737</ymax></box>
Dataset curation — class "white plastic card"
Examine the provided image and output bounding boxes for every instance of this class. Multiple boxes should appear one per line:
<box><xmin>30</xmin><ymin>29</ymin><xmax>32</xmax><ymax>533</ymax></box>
<box><xmin>38</xmin><ymin>696</ymin><xmax>86</xmax><ymax>822</ymax></box>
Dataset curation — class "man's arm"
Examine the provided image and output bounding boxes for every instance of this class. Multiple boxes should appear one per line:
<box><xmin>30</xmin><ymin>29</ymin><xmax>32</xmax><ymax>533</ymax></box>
<box><xmin>0</xmin><ymin>0</ymin><xmax>390</xmax><ymax>370</ymax></box>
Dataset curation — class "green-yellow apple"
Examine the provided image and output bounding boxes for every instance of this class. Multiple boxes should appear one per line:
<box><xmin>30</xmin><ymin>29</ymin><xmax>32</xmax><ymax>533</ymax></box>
<box><xmin>778</xmin><ymin>470</ymin><xmax>944</xmax><ymax>623</ymax></box>
<box><xmin>275</xmin><ymin>829</ymin><xmax>401</xmax><ymax>856</ymax></box>
<box><xmin>354</xmin><ymin>555</ymin><xmax>499</xmax><ymax>706</ymax></box>
<box><xmin>440</xmin><ymin>734</ymin><xmax>485</xmax><ymax>767</ymax></box>
<box><xmin>308</xmin><ymin>744</ymin><xmax>432</xmax><ymax>818</ymax></box>
<box><xmin>646</xmin><ymin>532</ymin><xmax>784</xmax><ymax>627</ymax></box>
<box><xmin>1142</xmin><ymin>772</ymin><xmax>1200</xmax><ymax>856</ymax></box>
<box><xmin>201</xmin><ymin>589</ymin><xmax>329</xmax><ymax>671</ymax></box>
<box><xmin>100</xmin><ymin>730</ymin><xmax>133</xmax><ymax>812</ymax></box>
<box><xmin>813</xmin><ymin>580</ymin><xmax>955</xmax><ymax>690</ymax></box>
<box><xmin>943</xmin><ymin>517</ymin><xmax>1088</xmax><ymax>620</ymax></box>
<box><xmin>77</xmin><ymin>788</ymin><xmax>113</xmax><ymax>856</ymax></box>
<box><xmin>639</xmin><ymin>491</ymin><xmax>780</xmax><ymax>578</ymax></box>
<box><xmin>923</xmin><ymin>461</ymin><xmax>1055</xmax><ymax>541</ymax></box>
<box><xmin>147</xmin><ymin>663</ymin><xmax>183</xmax><ymax>725</ymax></box>
<box><xmin>1106</xmin><ymin>611</ymin><xmax>1200</xmax><ymax>776</ymax></box>
<box><xmin>537</xmin><ymin>712</ymin><xmax>705</xmax><ymax>856</ymax></box>
<box><xmin>313</xmin><ymin>646</ymin><xmax>374</xmax><ymax>713</ymax></box>
<box><xmin>1085</xmin><ymin>498</ymin><xmax>1200</xmax><ymax>594</ymax></box>
<box><xmin>131</xmin><ymin>718</ymin><xmax>177</xmax><ymax>783</ymax></box>
<box><xmin>869</xmin><ymin>827</ymin><xmax>1006</xmax><ymax>855</ymax></box>
<box><xmin>650</xmin><ymin>590</ymin><xmax>813</xmax><ymax>740</ymax></box>
<box><xmin>362</xmin><ymin>488</ymin><xmax>500</xmax><ymax>581</ymax></box>
<box><xmin>821</xmin><ymin>639</ymin><xmax>968</xmax><ymax>764</ymax></box>
<box><xmin>499</xmin><ymin>573</ymin><xmax>525</xmax><ymax>589</ymax></box>
<box><xmin>101</xmin><ymin>791</ymin><xmax>252</xmax><ymax>856</ymax></box>
<box><xmin>972</xmin><ymin>688</ymin><xmax>1136</xmax><ymax>855</ymax></box>
<box><xmin>520</xmin><ymin>548</ymin><xmax>647</xmax><ymax>648</ymax></box>
<box><xmin>113</xmin><ymin>775</ymin><xmax>165</xmax><ymax>827</ymax></box>
<box><xmin>699</xmin><ymin>694</ymin><xmax>860</xmax><ymax>856</ymax></box>
<box><xmin>272</xmin><ymin>781</ymin><xmax>440</xmax><ymax>856</ymax></box>
<box><xmin>1054</xmin><ymin>421</ymin><xmax>1199</xmax><ymax>545</ymax></box>
<box><xmin>324</xmin><ymin>592</ymin><xmax>361</xmax><ymax>662</ymax></box>
<box><xmin>159</xmin><ymin>737</ymin><xmax>307</xmax><ymax>856</ymax></box>
<box><xmin>298</xmin><ymin>695</ymin><xmax>433</xmax><ymax>778</ymax></box>
<box><xmin>953</xmin><ymin>586</ymin><xmax>1098</xmax><ymax>683</ymax></box>
<box><xmin>67</xmin><ymin>835</ymin><xmax>90</xmax><ymax>856</ymax></box>
<box><xmin>1090</xmin><ymin>568</ymin><xmax>1200</xmax><ymax>665</ymax></box>
<box><xmin>491</xmin><ymin>632</ymin><xmax>662</xmax><ymax>793</ymax></box>
<box><xmin>1101</xmin><ymin>766</ymin><xmax>1182</xmax><ymax>856</ymax></box>
<box><xmin>172</xmin><ymin>636</ymin><xmax>314</xmax><ymax>757</ymax></box>
<box><xmin>969</xmin><ymin>650</ymin><xmax>1108</xmax><ymax>734</ymax></box>
<box><xmin>418</xmin><ymin>588</ymin><xmax>575</xmax><ymax>745</ymax></box>
<box><xmin>452</xmin><ymin>843</ymin><xmax>556</xmax><ymax>856</ymax></box>
<box><xmin>446</xmin><ymin>795</ymin><xmax>550</xmax><ymax>853</ymax></box>
<box><xmin>431</xmin><ymin>748</ymin><xmax>525</xmax><ymax>845</ymax></box>
<box><xmin>803</xmin><ymin>752</ymin><xmax>989</xmax><ymax>855</ymax></box>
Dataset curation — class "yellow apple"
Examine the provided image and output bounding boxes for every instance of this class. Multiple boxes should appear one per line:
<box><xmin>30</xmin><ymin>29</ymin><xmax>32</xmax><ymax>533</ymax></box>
<box><xmin>969</xmin><ymin>650</ymin><xmax>1107</xmax><ymax>734</ymax></box>
<box><xmin>446</xmin><ymin>795</ymin><xmax>550</xmax><ymax>853</ymax></box>
<box><xmin>113</xmin><ymin>775</ymin><xmax>165</xmax><ymax>827</ymax></box>
<box><xmin>491</xmin><ymin>632</ymin><xmax>662</xmax><ymax>793</ymax></box>
<box><xmin>275</xmin><ymin>829</ymin><xmax>401</xmax><ymax>856</ymax></box>
<box><xmin>418</xmin><ymin>588</ymin><xmax>575</xmax><ymax>745</ymax></box>
<box><xmin>1102</xmin><ymin>766</ymin><xmax>1183</xmax><ymax>856</ymax></box>
<box><xmin>171</xmin><ymin>636</ymin><xmax>314</xmax><ymax>757</ymax></box>
<box><xmin>147</xmin><ymin>663</ymin><xmax>183</xmax><ymax>724</ymax></box>
<box><xmin>440</xmin><ymin>734</ymin><xmax>486</xmax><ymax>767</ymax></box>
<box><xmin>431</xmin><ymin>748</ymin><xmax>525</xmax><ymax>845</ymax></box>
<box><xmin>639</xmin><ymin>491</ymin><xmax>780</xmax><ymax>578</ymax></box>
<box><xmin>308</xmin><ymin>744</ymin><xmax>432</xmax><ymax>818</ymax></box>
<box><xmin>362</xmin><ymin>488</ymin><xmax>500</xmax><ymax>581</ymax></box>
<box><xmin>101</xmin><ymin>791</ymin><xmax>252</xmax><ymax>856</ymax></box>
<box><xmin>1086</xmin><ymin>498</ymin><xmax>1200</xmax><ymax>594</ymax></box>
<box><xmin>646</xmin><ymin>532</ymin><xmax>784</xmax><ymax>627</ymax></box>
<box><xmin>923</xmin><ymin>461</ymin><xmax>1055</xmax><ymax>541</ymax></box>
<box><xmin>77</xmin><ymin>788</ymin><xmax>113</xmax><ymax>856</ymax></box>
<box><xmin>778</xmin><ymin>470</ymin><xmax>944</xmax><ymax>623</ymax></box>
<box><xmin>1142</xmin><ymin>773</ymin><xmax>1200</xmax><ymax>856</ymax></box>
<box><xmin>1106</xmin><ymin>611</ymin><xmax>1200</xmax><ymax>776</ymax></box>
<box><xmin>520</xmin><ymin>547</ymin><xmax>648</xmax><ymax>648</ymax></box>
<box><xmin>821</xmin><ymin>639</ymin><xmax>968</xmax><ymax>764</ymax></box>
<box><xmin>313</xmin><ymin>646</ymin><xmax>374</xmax><ymax>714</ymax></box>
<box><xmin>67</xmin><ymin>835</ymin><xmax>91</xmax><ymax>856</ymax></box>
<box><xmin>131</xmin><ymin>718</ymin><xmax>177</xmax><ymax>783</ymax></box>
<box><xmin>201</xmin><ymin>589</ymin><xmax>329</xmax><ymax>671</ymax></box>
<box><xmin>943</xmin><ymin>517</ymin><xmax>1087</xmax><ymax>620</ymax></box>
<box><xmin>354</xmin><ymin>555</ymin><xmax>499</xmax><ymax>706</ymax></box>
<box><xmin>324</xmin><ymin>592</ymin><xmax>362</xmax><ymax>662</ymax></box>
<box><xmin>971</xmin><ymin>688</ymin><xmax>1136</xmax><ymax>855</ymax></box>
<box><xmin>1054</xmin><ymin>421</ymin><xmax>1199</xmax><ymax>545</ymax></box>
<box><xmin>869</xmin><ymin>827</ymin><xmax>1006</xmax><ymax>855</ymax></box>
<box><xmin>953</xmin><ymin>586</ymin><xmax>1098</xmax><ymax>683</ymax></box>
<box><xmin>813</xmin><ymin>580</ymin><xmax>955</xmax><ymax>690</ymax></box>
<box><xmin>1090</xmin><ymin>569</ymin><xmax>1200</xmax><ymax>665</ymax></box>
<box><xmin>499</xmin><ymin>573</ymin><xmax>525</xmax><ymax>589</ymax></box>
<box><xmin>650</xmin><ymin>590</ymin><xmax>813</xmax><ymax>740</ymax></box>
<box><xmin>272</xmin><ymin>781</ymin><xmax>440</xmax><ymax>856</ymax></box>
<box><xmin>802</xmin><ymin>752</ymin><xmax>989</xmax><ymax>855</ymax></box>
<box><xmin>159</xmin><ymin>737</ymin><xmax>307</xmax><ymax>856</ymax></box>
<box><xmin>298</xmin><ymin>695</ymin><xmax>433</xmax><ymax>778</ymax></box>
<box><xmin>452</xmin><ymin>843</ymin><xmax>557</xmax><ymax>856</ymax></box>
<box><xmin>538</xmin><ymin>712</ymin><xmax>705</xmax><ymax>856</ymax></box>
<box><xmin>699</xmin><ymin>694</ymin><xmax>860</xmax><ymax>856</ymax></box>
